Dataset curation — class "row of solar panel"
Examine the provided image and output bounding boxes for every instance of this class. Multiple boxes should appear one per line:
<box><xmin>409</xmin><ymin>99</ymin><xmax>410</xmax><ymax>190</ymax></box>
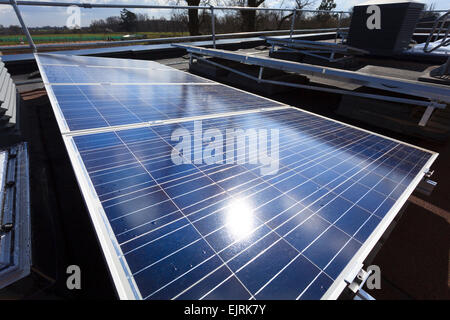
<box><xmin>36</xmin><ymin>54</ymin><xmax>435</xmax><ymax>300</ymax></box>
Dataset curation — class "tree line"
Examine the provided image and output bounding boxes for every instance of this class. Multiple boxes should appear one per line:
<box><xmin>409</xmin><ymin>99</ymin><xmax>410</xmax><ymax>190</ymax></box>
<box><xmin>0</xmin><ymin>0</ymin><xmax>440</xmax><ymax>36</ymax></box>
<box><xmin>86</xmin><ymin>0</ymin><xmax>341</xmax><ymax>35</ymax></box>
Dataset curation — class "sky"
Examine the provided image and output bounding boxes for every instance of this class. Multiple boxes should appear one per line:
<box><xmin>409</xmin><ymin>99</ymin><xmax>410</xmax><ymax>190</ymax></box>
<box><xmin>0</xmin><ymin>0</ymin><xmax>448</xmax><ymax>28</ymax></box>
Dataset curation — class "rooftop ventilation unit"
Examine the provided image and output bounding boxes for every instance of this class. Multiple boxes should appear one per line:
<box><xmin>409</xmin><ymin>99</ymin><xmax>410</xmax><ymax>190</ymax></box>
<box><xmin>348</xmin><ymin>0</ymin><xmax>425</xmax><ymax>55</ymax></box>
<box><xmin>0</xmin><ymin>143</ymin><xmax>30</xmax><ymax>290</ymax></box>
<box><xmin>0</xmin><ymin>57</ymin><xmax>18</xmax><ymax>132</ymax></box>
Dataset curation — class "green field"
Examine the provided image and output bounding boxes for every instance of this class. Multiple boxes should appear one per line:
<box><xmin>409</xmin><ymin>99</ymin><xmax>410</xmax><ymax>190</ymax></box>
<box><xmin>0</xmin><ymin>32</ymin><xmax>189</xmax><ymax>45</ymax></box>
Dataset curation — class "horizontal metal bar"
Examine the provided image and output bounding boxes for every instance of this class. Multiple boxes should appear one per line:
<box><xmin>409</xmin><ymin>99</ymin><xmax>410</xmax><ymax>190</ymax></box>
<box><xmin>0</xmin><ymin>0</ymin><xmax>443</xmax><ymax>14</ymax></box>
<box><xmin>176</xmin><ymin>44</ymin><xmax>450</xmax><ymax>104</ymax></box>
<box><xmin>0</xmin><ymin>0</ymin><xmax>351</xmax><ymax>13</ymax></box>
<box><xmin>190</xmin><ymin>54</ymin><xmax>445</xmax><ymax>109</ymax></box>
<box><xmin>265</xmin><ymin>37</ymin><xmax>368</xmax><ymax>54</ymax></box>
<box><xmin>0</xmin><ymin>28</ymin><xmax>344</xmax><ymax>51</ymax></box>
<box><xmin>14</xmin><ymin>78</ymin><xmax>42</xmax><ymax>85</ymax></box>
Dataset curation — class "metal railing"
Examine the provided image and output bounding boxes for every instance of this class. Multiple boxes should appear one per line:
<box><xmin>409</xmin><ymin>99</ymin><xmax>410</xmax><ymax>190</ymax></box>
<box><xmin>0</xmin><ymin>0</ymin><xmax>352</xmax><ymax>53</ymax></box>
<box><xmin>0</xmin><ymin>1</ymin><xmax>445</xmax><ymax>54</ymax></box>
<box><xmin>0</xmin><ymin>28</ymin><xmax>347</xmax><ymax>51</ymax></box>
<box><xmin>423</xmin><ymin>9</ymin><xmax>450</xmax><ymax>53</ymax></box>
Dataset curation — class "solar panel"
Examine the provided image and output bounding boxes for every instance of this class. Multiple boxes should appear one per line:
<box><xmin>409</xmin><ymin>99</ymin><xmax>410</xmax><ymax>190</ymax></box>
<box><xmin>36</xmin><ymin>54</ymin><xmax>283</xmax><ymax>133</ymax></box>
<box><xmin>37</xmin><ymin>53</ymin><xmax>175</xmax><ymax>70</ymax></box>
<box><xmin>67</xmin><ymin>108</ymin><xmax>434</xmax><ymax>299</ymax></box>
<box><xmin>49</xmin><ymin>84</ymin><xmax>282</xmax><ymax>131</ymax></box>
<box><xmin>36</xmin><ymin>54</ymin><xmax>437</xmax><ymax>300</ymax></box>
<box><xmin>38</xmin><ymin>53</ymin><xmax>212</xmax><ymax>85</ymax></box>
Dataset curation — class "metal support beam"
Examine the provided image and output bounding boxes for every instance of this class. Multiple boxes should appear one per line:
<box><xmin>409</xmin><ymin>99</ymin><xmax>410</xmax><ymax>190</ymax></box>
<box><xmin>9</xmin><ymin>0</ymin><xmax>36</xmax><ymax>52</ymax></box>
<box><xmin>290</xmin><ymin>9</ymin><xmax>297</xmax><ymax>39</ymax></box>
<box><xmin>418</xmin><ymin>105</ymin><xmax>436</xmax><ymax>126</ymax></box>
<box><xmin>264</xmin><ymin>37</ymin><xmax>369</xmax><ymax>59</ymax></box>
<box><xmin>335</xmin><ymin>12</ymin><xmax>342</xmax><ymax>43</ymax></box>
<box><xmin>188</xmin><ymin>53</ymin><xmax>446</xmax><ymax>110</ymax></box>
<box><xmin>258</xmin><ymin>66</ymin><xmax>264</xmax><ymax>82</ymax></box>
<box><xmin>354</xmin><ymin>288</ymin><xmax>376</xmax><ymax>300</ymax></box>
<box><xmin>174</xmin><ymin>44</ymin><xmax>450</xmax><ymax>105</ymax></box>
<box><xmin>211</xmin><ymin>6</ymin><xmax>216</xmax><ymax>49</ymax></box>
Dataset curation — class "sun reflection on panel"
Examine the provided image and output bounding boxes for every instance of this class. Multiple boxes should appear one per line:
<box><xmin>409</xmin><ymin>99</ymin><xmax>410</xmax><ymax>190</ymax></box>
<box><xmin>226</xmin><ymin>198</ymin><xmax>255</xmax><ymax>239</ymax></box>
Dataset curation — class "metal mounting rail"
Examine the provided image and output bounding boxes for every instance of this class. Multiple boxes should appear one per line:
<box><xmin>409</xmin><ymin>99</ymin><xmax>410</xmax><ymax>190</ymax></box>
<box><xmin>264</xmin><ymin>37</ymin><xmax>369</xmax><ymax>62</ymax></box>
<box><xmin>174</xmin><ymin>44</ymin><xmax>450</xmax><ymax>105</ymax></box>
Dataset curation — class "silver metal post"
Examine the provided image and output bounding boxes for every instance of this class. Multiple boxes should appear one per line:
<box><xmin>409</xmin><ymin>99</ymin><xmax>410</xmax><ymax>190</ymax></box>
<box><xmin>258</xmin><ymin>66</ymin><xmax>264</xmax><ymax>82</ymax></box>
<box><xmin>290</xmin><ymin>9</ymin><xmax>297</xmax><ymax>39</ymax></box>
<box><xmin>9</xmin><ymin>0</ymin><xmax>37</xmax><ymax>52</ymax></box>
<box><xmin>211</xmin><ymin>6</ymin><xmax>216</xmax><ymax>48</ymax></box>
<box><xmin>335</xmin><ymin>12</ymin><xmax>342</xmax><ymax>43</ymax></box>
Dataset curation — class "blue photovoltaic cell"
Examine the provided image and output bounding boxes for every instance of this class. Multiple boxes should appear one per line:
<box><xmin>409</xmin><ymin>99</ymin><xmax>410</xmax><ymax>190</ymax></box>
<box><xmin>36</xmin><ymin>53</ymin><xmax>283</xmax><ymax>132</ymax></box>
<box><xmin>72</xmin><ymin>108</ymin><xmax>433</xmax><ymax>300</ymax></box>
<box><xmin>41</xmin><ymin>64</ymin><xmax>211</xmax><ymax>84</ymax></box>
<box><xmin>37</xmin><ymin>53</ymin><xmax>175</xmax><ymax>69</ymax></box>
<box><xmin>37</xmin><ymin>53</ymin><xmax>211</xmax><ymax>84</ymax></box>
<box><xmin>50</xmin><ymin>84</ymin><xmax>281</xmax><ymax>131</ymax></box>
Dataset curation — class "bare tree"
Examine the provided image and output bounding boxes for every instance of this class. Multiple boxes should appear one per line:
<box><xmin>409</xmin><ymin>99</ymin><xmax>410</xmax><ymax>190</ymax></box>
<box><xmin>174</xmin><ymin>0</ymin><xmax>214</xmax><ymax>35</ymax></box>
<box><xmin>273</xmin><ymin>0</ymin><xmax>316</xmax><ymax>30</ymax></box>
<box><xmin>186</xmin><ymin>0</ymin><xmax>201</xmax><ymax>35</ymax></box>
<box><xmin>240</xmin><ymin>0</ymin><xmax>265</xmax><ymax>32</ymax></box>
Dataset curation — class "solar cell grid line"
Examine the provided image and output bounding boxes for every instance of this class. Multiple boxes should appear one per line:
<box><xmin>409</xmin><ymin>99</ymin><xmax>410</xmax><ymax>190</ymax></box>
<box><xmin>311</xmin><ymin>149</ymin><xmax>430</xmax><ymax>289</ymax></box>
<box><xmin>36</xmin><ymin>53</ymin><xmax>175</xmax><ymax>70</ymax></box>
<box><xmin>80</xmin><ymin>117</ymin><xmax>356</xmax><ymax>220</ymax></box>
<box><xmin>119</xmin><ymin>119</ymin><xmax>412</xmax><ymax>219</ymax></box>
<box><xmin>63</xmin><ymin>109</ymin><xmax>436</xmax><ymax>300</ymax></box>
<box><xmin>82</xmin><ymin>115</ymin><xmax>354</xmax><ymax>248</ymax></box>
<box><xmin>36</xmin><ymin>53</ymin><xmax>291</xmax><ymax>134</ymax></box>
<box><xmin>43</xmin><ymin>82</ymin><xmax>285</xmax><ymax>132</ymax></box>
<box><xmin>323</xmin><ymin>149</ymin><xmax>433</xmax><ymax>299</ymax></box>
<box><xmin>87</xmin><ymin>115</ymin><xmax>354</xmax><ymax>244</ymax></box>
<box><xmin>146</xmin><ymin>136</ymin><xmax>416</xmax><ymax>298</ymax></box>
<box><xmin>112</xmin><ymin>127</ymin><xmax>259</xmax><ymax>300</ymax></box>
<box><xmin>111</xmin><ymin>124</ymin><xmax>370</xmax><ymax>248</ymax></box>
<box><xmin>70</xmin><ymin>108</ymin><xmax>336</xmax><ymax>179</ymax></box>
<box><xmin>188</xmin><ymin>136</ymin><xmax>396</xmax><ymax>240</ymax></box>
<box><xmin>164</xmin><ymin>137</ymin><xmax>422</xmax><ymax>300</ymax></box>
<box><xmin>42</xmin><ymin>65</ymin><xmax>214</xmax><ymax>84</ymax></box>
<box><xmin>142</xmin><ymin>132</ymin><xmax>390</xmax><ymax>300</ymax></box>
<box><xmin>81</xmin><ymin>111</ymin><xmax>344</xmax><ymax>184</ymax></box>
<box><xmin>71</xmin><ymin>114</ymin><xmax>418</xmax><ymax>254</ymax></box>
<box><xmin>36</xmin><ymin>53</ymin><xmax>213</xmax><ymax>85</ymax></box>
<box><xmin>107</xmin><ymin>122</ymin><xmax>352</xmax><ymax>213</ymax></box>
